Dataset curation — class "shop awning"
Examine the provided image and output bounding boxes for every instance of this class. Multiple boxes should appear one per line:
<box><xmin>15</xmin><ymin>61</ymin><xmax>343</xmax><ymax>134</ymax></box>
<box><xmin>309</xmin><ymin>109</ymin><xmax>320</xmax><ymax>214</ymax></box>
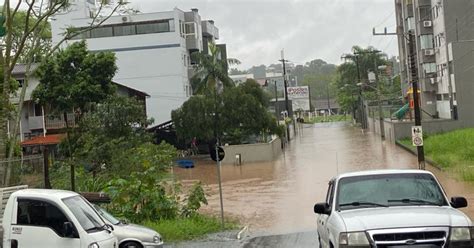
<box><xmin>21</xmin><ymin>134</ymin><xmax>64</xmax><ymax>147</ymax></box>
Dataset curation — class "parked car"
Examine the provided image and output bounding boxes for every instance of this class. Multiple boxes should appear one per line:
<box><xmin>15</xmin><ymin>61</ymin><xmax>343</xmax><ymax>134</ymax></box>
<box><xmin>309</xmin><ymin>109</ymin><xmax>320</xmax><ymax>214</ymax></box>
<box><xmin>1</xmin><ymin>186</ymin><xmax>117</xmax><ymax>248</ymax></box>
<box><xmin>93</xmin><ymin>204</ymin><xmax>164</xmax><ymax>248</ymax></box>
<box><xmin>314</xmin><ymin>170</ymin><xmax>474</xmax><ymax>248</ymax></box>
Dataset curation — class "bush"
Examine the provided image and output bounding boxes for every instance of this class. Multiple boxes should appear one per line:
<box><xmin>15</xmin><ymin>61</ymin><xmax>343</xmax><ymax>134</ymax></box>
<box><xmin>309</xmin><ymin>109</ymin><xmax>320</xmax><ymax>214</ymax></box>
<box><xmin>143</xmin><ymin>214</ymin><xmax>237</xmax><ymax>242</ymax></box>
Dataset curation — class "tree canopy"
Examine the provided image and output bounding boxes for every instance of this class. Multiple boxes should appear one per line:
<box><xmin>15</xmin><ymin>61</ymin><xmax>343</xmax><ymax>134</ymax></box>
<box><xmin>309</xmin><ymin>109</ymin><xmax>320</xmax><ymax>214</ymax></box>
<box><xmin>33</xmin><ymin>41</ymin><xmax>117</xmax><ymax>115</ymax></box>
<box><xmin>172</xmin><ymin>81</ymin><xmax>280</xmax><ymax>144</ymax></box>
<box><xmin>191</xmin><ymin>41</ymin><xmax>240</xmax><ymax>95</ymax></box>
<box><xmin>333</xmin><ymin>46</ymin><xmax>401</xmax><ymax>112</ymax></box>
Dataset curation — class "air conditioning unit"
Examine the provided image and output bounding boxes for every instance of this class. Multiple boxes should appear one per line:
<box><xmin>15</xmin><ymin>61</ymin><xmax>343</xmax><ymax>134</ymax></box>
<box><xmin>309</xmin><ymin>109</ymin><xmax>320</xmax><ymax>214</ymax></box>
<box><xmin>430</xmin><ymin>78</ymin><xmax>437</xmax><ymax>85</ymax></box>
<box><xmin>121</xmin><ymin>16</ymin><xmax>130</xmax><ymax>22</ymax></box>
<box><xmin>424</xmin><ymin>49</ymin><xmax>435</xmax><ymax>56</ymax></box>
<box><xmin>423</xmin><ymin>21</ymin><xmax>432</xmax><ymax>27</ymax></box>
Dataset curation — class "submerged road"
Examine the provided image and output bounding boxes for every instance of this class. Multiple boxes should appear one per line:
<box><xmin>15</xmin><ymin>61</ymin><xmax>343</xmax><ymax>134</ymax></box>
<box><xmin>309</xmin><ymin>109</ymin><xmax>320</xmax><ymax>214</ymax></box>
<box><xmin>171</xmin><ymin>122</ymin><xmax>474</xmax><ymax>247</ymax></box>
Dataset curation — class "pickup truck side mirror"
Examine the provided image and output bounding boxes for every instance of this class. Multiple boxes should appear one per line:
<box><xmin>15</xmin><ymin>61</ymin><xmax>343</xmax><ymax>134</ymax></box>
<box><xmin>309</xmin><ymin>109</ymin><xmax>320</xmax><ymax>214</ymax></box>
<box><xmin>451</xmin><ymin>197</ymin><xmax>468</xmax><ymax>208</ymax></box>
<box><xmin>63</xmin><ymin>222</ymin><xmax>74</xmax><ymax>238</ymax></box>
<box><xmin>314</xmin><ymin>203</ymin><xmax>330</xmax><ymax>215</ymax></box>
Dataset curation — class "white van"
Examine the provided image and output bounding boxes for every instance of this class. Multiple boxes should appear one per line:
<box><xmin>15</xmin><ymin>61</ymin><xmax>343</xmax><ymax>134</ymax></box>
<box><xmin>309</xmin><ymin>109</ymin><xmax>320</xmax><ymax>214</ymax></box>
<box><xmin>1</xmin><ymin>186</ymin><xmax>118</xmax><ymax>248</ymax></box>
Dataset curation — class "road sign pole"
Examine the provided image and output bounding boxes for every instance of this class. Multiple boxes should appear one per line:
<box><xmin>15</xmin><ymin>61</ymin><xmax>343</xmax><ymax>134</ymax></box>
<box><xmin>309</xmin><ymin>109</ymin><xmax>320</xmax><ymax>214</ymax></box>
<box><xmin>215</xmin><ymin>144</ymin><xmax>224</xmax><ymax>229</ymax></box>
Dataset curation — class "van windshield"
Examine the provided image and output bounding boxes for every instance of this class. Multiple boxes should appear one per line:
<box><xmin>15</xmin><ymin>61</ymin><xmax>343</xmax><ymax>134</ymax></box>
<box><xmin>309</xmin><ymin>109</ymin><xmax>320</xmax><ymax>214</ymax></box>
<box><xmin>63</xmin><ymin>196</ymin><xmax>105</xmax><ymax>232</ymax></box>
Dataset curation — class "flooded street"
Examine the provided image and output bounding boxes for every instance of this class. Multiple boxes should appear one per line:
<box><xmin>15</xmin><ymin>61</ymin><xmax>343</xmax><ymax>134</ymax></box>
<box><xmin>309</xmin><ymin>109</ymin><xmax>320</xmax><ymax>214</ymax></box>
<box><xmin>173</xmin><ymin>122</ymin><xmax>474</xmax><ymax>234</ymax></box>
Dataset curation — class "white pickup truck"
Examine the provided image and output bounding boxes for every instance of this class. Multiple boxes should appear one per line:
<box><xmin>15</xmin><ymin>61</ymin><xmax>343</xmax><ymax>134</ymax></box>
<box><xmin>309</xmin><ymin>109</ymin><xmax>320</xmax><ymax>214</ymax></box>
<box><xmin>0</xmin><ymin>186</ymin><xmax>118</xmax><ymax>248</ymax></box>
<box><xmin>314</xmin><ymin>170</ymin><xmax>474</xmax><ymax>248</ymax></box>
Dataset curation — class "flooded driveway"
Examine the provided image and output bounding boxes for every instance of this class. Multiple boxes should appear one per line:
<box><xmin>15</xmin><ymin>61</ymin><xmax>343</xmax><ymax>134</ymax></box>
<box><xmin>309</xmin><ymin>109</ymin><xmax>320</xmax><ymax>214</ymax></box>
<box><xmin>173</xmin><ymin>122</ymin><xmax>474</xmax><ymax>234</ymax></box>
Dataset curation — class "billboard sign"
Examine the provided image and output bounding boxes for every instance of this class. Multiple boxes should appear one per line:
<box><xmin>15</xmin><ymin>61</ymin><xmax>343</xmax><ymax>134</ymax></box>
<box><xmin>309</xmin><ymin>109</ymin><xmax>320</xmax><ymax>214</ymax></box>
<box><xmin>287</xmin><ymin>86</ymin><xmax>310</xmax><ymax>111</ymax></box>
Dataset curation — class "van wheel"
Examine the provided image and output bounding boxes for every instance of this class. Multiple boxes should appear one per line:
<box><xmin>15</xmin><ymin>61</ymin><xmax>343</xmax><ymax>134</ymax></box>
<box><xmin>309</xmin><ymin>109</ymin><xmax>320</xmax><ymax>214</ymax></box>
<box><xmin>120</xmin><ymin>241</ymin><xmax>143</xmax><ymax>248</ymax></box>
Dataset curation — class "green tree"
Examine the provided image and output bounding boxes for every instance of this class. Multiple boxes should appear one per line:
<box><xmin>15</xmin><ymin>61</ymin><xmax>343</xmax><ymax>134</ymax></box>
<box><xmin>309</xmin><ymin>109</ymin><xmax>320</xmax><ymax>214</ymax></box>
<box><xmin>171</xmin><ymin>95</ymin><xmax>215</xmax><ymax>141</ymax></box>
<box><xmin>33</xmin><ymin>41</ymin><xmax>117</xmax><ymax>118</ymax></box>
<box><xmin>334</xmin><ymin>46</ymin><xmax>390</xmax><ymax>114</ymax></box>
<box><xmin>191</xmin><ymin>41</ymin><xmax>240</xmax><ymax>95</ymax></box>
<box><xmin>240</xmin><ymin>79</ymin><xmax>270</xmax><ymax>107</ymax></box>
<box><xmin>73</xmin><ymin>96</ymin><xmax>153</xmax><ymax>175</ymax></box>
<box><xmin>0</xmin><ymin>0</ymin><xmax>127</xmax><ymax>186</ymax></box>
<box><xmin>33</xmin><ymin>41</ymin><xmax>117</xmax><ymax>190</ymax></box>
<box><xmin>172</xmin><ymin>83</ymin><xmax>279</xmax><ymax>144</ymax></box>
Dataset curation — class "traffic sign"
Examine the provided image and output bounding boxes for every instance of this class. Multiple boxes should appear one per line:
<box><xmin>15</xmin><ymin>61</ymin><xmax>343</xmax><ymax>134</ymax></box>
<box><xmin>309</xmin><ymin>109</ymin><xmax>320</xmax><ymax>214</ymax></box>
<box><xmin>210</xmin><ymin>146</ymin><xmax>225</xmax><ymax>162</ymax></box>
<box><xmin>412</xmin><ymin>126</ymin><xmax>423</xmax><ymax>146</ymax></box>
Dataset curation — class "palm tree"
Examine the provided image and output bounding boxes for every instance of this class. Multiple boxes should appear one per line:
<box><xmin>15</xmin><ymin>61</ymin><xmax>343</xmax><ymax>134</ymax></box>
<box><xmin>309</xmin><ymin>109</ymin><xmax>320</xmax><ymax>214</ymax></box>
<box><xmin>191</xmin><ymin>41</ymin><xmax>240</xmax><ymax>95</ymax></box>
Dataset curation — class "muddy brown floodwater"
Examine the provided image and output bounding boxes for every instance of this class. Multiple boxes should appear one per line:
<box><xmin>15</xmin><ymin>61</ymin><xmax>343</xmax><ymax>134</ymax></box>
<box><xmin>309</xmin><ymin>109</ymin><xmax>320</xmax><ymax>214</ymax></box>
<box><xmin>173</xmin><ymin>122</ymin><xmax>474</xmax><ymax>234</ymax></box>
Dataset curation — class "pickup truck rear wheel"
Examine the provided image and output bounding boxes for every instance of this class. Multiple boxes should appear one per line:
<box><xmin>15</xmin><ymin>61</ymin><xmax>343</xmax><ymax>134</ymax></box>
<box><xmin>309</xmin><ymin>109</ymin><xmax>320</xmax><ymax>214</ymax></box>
<box><xmin>120</xmin><ymin>241</ymin><xmax>143</xmax><ymax>248</ymax></box>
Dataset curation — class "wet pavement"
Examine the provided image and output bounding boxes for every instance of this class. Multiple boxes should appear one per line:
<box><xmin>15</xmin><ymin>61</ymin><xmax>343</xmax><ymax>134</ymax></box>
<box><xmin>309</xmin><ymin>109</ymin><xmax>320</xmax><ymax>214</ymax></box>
<box><xmin>172</xmin><ymin>122</ymin><xmax>474</xmax><ymax>246</ymax></box>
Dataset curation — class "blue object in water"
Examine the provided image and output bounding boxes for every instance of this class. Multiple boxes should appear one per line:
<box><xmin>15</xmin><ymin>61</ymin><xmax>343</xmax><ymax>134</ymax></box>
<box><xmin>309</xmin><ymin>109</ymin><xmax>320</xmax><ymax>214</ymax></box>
<box><xmin>176</xmin><ymin>159</ymin><xmax>195</xmax><ymax>168</ymax></box>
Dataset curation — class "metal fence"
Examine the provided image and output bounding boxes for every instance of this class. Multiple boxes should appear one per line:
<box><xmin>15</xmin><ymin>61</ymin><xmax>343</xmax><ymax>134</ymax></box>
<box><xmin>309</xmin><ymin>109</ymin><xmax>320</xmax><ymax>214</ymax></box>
<box><xmin>0</xmin><ymin>155</ymin><xmax>44</xmax><ymax>188</ymax></box>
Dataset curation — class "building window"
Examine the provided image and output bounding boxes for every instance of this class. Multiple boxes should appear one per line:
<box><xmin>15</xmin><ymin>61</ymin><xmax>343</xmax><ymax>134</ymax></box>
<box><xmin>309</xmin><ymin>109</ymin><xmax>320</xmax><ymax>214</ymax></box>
<box><xmin>136</xmin><ymin>21</ymin><xmax>170</xmax><ymax>34</ymax></box>
<box><xmin>34</xmin><ymin>103</ymin><xmax>43</xmax><ymax>117</ymax></box>
<box><xmin>17</xmin><ymin>79</ymin><xmax>25</xmax><ymax>87</ymax></box>
<box><xmin>436</xmin><ymin>94</ymin><xmax>442</xmax><ymax>101</ymax></box>
<box><xmin>443</xmin><ymin>94</ymin><xmax>449</xmax><ymax>100</ymax></box>
<box><xmin>423</xmin><ymin>63</ymin><xmax>436</xmax><ymax>74</ymax></box>
<box><xmin>72</xmin><ymin>19</ymin><xmax>175</xmax><ymax>40</ymax></box>
<box><xmin>185</xmin><ymin>22</ymin><xmax>196</xmax><ymax>36</ymax></box>
<box><xmin>113</xmin><ymin>24</ymin><xmax>136</xmax><ymax>36</ymax></box>
<box><xmin>420</xmin><ymin>35</ymin><xmax>434</xmax><ymax>49</ymax></box>
<box><xmin>90</xmin><ymin>26</ymin><xmax>113</xmax><ymax>38</ymax></box>
<box><xmin>406</xmin><ymin>17</ymin><xmax>415</xmax><ymax>31</ymax></box>
<box><xmin>419</xmin><ymin>6</ymin><xmax>431</xmax><ymax>21</ymax></box>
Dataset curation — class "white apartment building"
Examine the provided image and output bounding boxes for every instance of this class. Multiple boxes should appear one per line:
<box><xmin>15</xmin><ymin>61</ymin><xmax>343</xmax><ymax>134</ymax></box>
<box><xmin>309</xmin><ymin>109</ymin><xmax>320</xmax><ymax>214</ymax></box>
<box><xmin>50</xmin><ymin>0</ymin><xmax>221</xmax><ymax>125</ymax></box>
<box><xmin>395</xmin><ymin>0</ymin><xmax>474</xmax><ymax>121</ymax></box>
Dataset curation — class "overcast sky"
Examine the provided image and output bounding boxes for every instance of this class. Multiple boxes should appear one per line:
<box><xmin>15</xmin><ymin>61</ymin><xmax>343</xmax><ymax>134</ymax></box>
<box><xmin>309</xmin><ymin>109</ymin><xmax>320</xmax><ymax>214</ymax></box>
<box><xmin>128</xmin><ymin>0</ymin><xmax>398</xmax><ymax>69</ymax></box>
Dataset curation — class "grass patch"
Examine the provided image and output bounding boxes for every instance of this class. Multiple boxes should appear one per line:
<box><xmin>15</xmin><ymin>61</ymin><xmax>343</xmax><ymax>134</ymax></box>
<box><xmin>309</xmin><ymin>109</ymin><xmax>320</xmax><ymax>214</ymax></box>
<box><xmin>305</xmin><ymin>115</ymin><xmax>351</xmax><ymax>123</ymax></box>
<box><xmin>143</xmin><ymin>214</ymin><xmax>238</xmax><ymax>242</ymax></box>
<box><xmin>398</xmin><ymin>128</ymin><xmax>474</xmax><ymax>181</ymax></box>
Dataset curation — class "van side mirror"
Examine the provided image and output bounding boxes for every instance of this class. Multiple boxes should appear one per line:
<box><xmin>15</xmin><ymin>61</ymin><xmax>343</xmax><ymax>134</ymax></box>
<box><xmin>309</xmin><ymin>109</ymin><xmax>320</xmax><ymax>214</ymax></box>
<box><xmin>63</xmin><ymin>222</ymin><xmax>74</xmax><ymax>237</ymax></box>
<box><xmin>314</xmin><ymin>203</ymin><xmax>330</xmax><ymax>215</ymax></box>
<box><xmin>451</xmin><ymin>197</ymin><xmax>468</xmax><ymax>209</ymax></box>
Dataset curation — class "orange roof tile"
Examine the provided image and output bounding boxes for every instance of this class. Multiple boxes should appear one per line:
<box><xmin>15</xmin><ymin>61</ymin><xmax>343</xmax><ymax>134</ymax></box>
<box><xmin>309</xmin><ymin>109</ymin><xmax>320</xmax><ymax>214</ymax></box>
<box><xmin>21</xmin><ymin>134</ymin><xmax>64</xmax><ymax>146</ymax></box>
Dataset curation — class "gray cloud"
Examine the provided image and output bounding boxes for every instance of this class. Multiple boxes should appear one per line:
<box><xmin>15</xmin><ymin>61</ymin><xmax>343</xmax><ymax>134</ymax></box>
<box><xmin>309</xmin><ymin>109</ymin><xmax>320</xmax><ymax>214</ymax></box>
<box><xmin>131</xmin><ymin>0</ymin><xmax>398</xmax><ymax>68</ymax></box>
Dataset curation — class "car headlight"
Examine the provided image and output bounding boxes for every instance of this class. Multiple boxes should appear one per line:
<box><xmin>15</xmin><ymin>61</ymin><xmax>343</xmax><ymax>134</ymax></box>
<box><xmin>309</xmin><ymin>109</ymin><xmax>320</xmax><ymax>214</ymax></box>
<box><xmin>88</xmin><ymin>243</ymin><xmax>100</xmax><ymax>248</ymax></box>
<box><xmin>153</xmin><ymin>235</ymin><xmax>162</xmax><ymax>243</ymax></box>
<box><xmin>339</xmin><ymin>232</ymin><xmax>370</xmax><ymax>247</ymax></box>
<box><xmin>450</xmin><ymin>227</ymin><xmax>471</xmax><ymax>241</ymax></box>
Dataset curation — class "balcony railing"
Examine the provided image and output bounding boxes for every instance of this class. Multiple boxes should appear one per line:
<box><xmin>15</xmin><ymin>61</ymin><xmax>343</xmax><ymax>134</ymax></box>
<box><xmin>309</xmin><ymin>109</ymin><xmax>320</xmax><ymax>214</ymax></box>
<box><xmin>28</xmin><ymin>116</ymin><xmax>44</xmax><ymax>130</ymax></box>
<box><xmin>44</xmin><ymin>113</ymin><xmax>76</xmax><ymax>129</ymax></box>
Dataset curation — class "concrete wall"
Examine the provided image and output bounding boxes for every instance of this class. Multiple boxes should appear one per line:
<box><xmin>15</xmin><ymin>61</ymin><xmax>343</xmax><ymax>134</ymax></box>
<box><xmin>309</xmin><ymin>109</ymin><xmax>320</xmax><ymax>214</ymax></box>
<box><xmin>221</xmin><ymin>138</ymin><xmax>282</xmax><ymax>165</ymax></box>
<box><xmin>368</xmin><ymin>117</ymin><xmax>463</xmax><ymax>142</ymax></box>
<box><xmin>451</xmin><ymin>41</ymin><xmax>474</xmax><ymax>127</ymax></box>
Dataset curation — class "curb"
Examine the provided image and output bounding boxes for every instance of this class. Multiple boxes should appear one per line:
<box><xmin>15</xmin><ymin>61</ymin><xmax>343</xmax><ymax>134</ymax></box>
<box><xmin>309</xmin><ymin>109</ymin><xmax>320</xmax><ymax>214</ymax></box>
<box><xmin>395</xmin><ymin>140</ymin><xmax>444</xmax><ymax>171</ymax></box>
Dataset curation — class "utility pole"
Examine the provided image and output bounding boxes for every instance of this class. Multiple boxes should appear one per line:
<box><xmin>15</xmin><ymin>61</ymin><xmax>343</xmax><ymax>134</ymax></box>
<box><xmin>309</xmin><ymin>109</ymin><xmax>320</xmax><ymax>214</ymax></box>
<box><xmin>274</xmin><ymin>80</ymin><xmax>279</xmax><ymax>120</ymax></box>
<box><xmin>408</xmin><ymin>31</ymin><xmax>425</xmax><ymax>170</ymax></box>
<box><xmin>326</xmin><ymin>84</ymin><xmax>331</xmax><ymax>115</ymax></box>
<box><xmin>280</xmin><ymin>50</ymin><xmax>291</xmax><ymax>141</ymax></box>
<box><xmin>354</xmin><ymin>56</ymin><xmax>366</xmax><ymax>129</ymax></box>
<box><xmin>341</xmin><ymin>54</ymin><xmax>366</xmax><ymax>128</ymax></box>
